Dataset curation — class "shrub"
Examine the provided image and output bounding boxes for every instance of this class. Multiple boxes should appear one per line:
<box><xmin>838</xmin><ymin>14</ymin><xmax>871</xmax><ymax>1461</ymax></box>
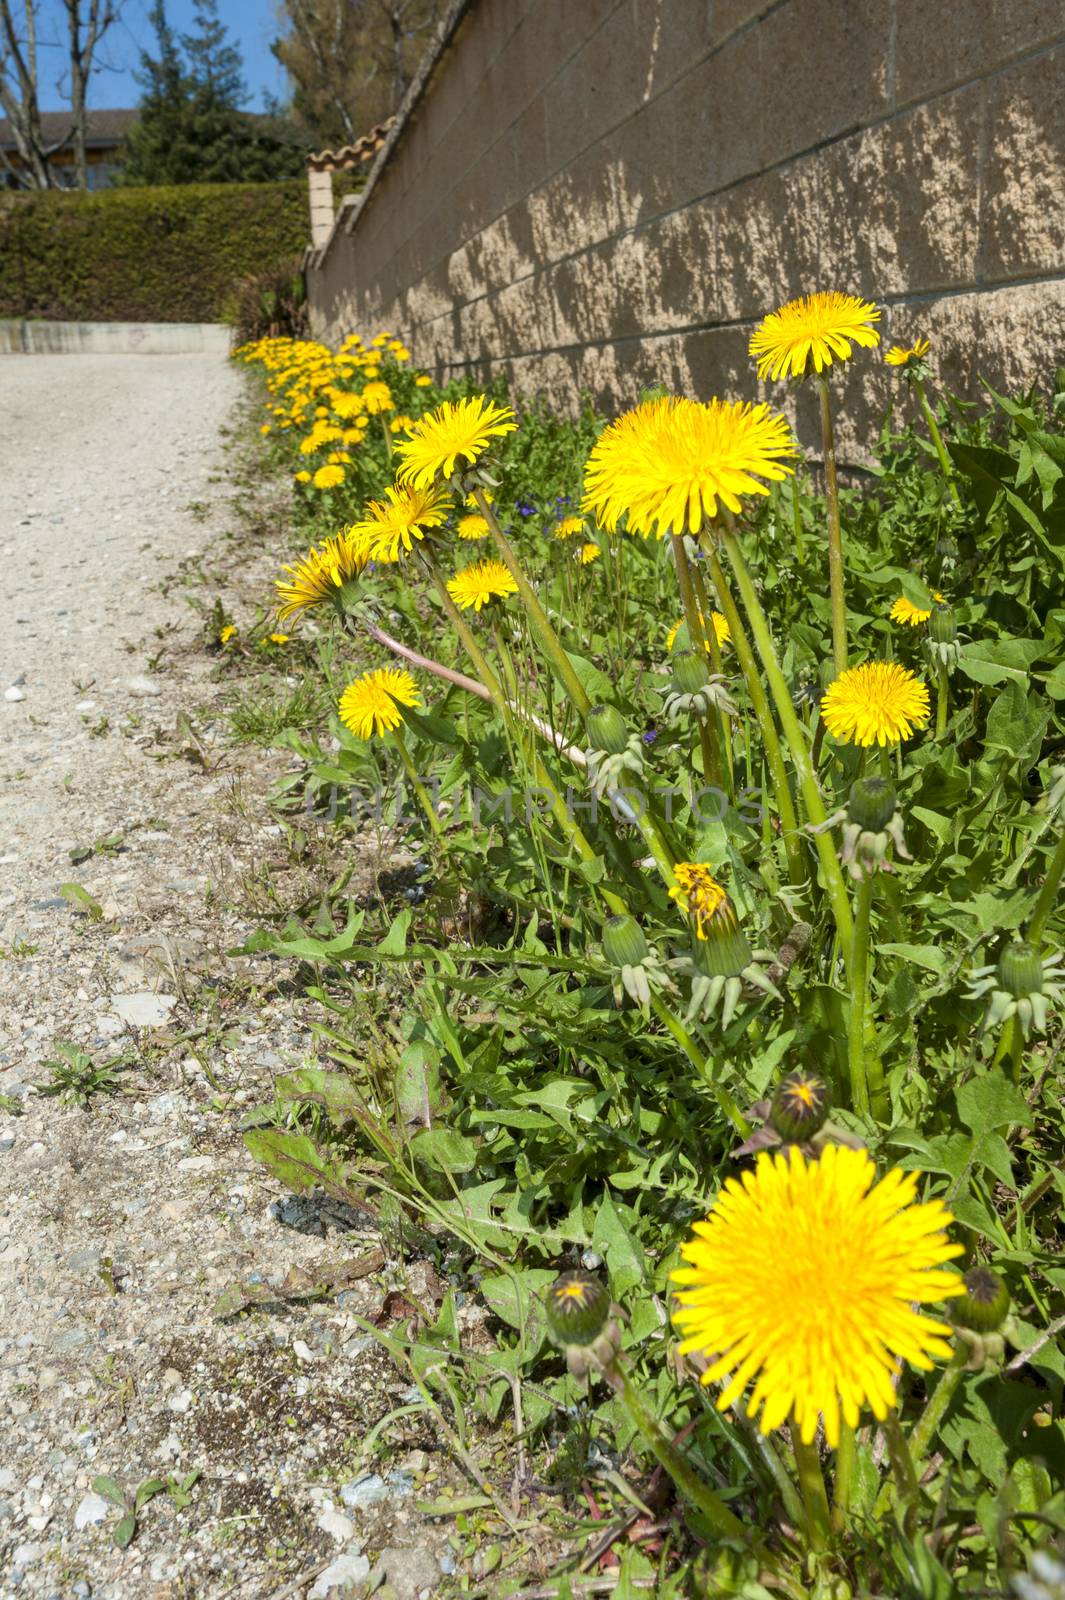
<box><xmin>0</xmin><ymin>181</ymin><xmax>309</xmax><ymax>323</ymax></box>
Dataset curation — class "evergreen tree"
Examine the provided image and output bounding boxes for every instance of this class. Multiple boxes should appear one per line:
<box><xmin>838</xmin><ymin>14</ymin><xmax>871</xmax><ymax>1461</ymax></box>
<box><xmin>118</xmin><ymin>0</ymin><xmax>307</xmax><ymax>186</ymax></box>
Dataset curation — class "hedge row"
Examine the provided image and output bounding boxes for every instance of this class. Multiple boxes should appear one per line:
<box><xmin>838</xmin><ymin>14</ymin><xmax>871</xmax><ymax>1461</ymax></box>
<box><xmin>0</xmin><ymin>181</ymin><xmax>310</xmax><ymax>323</ymax></box>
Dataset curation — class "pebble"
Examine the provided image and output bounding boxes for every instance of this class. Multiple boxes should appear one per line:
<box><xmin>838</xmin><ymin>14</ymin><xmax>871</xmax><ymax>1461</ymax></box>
<box><xmin>317</xmin><ymin>1506</ymin><xmax>356</xmax><ymax>1542</ymax></box>
<box><xmin>126</xmin><ymin>676</ymin><xmax>162</xmax><ymax>697</ymax></box>
<box><xmin>4</xmin><ymin>686</ymin><xmax>26</xmax><ymax>702</ymax></box>
<box><xmin>309</xmin><ymin>1550</ymin><xmax>370</xmax><ymax>1597</ymax></box>
<box><xmin>109</xmin><ymin>992</ymin><xmax>177</xmax><ymax>1028</ymax></box>
<box><xmin>0</xmin><ymin>1130</ymin><xmax>14</xmax><ymax>1154</ymax></box>
<box><xmin>74</xmin><ymin>1492</ymin><xmax>111</xmax><ymax>1529</ymax></box>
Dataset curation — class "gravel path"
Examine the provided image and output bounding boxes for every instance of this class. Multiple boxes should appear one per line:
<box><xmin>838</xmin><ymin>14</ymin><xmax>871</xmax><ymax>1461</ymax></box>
<box><xmin>0</xmin><ymin>356</ymin><xmax>453</xmax><ymax>1600</ymax></box>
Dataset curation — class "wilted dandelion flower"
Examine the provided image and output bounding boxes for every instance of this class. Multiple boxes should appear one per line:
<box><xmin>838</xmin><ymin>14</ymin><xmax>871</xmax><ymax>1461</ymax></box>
<box><xmin>275</xmin><ymin>531</ymin><xmax>369</xmax><ymax>622</ymax></box>
<box><xmin>581</xmin><ymin>396</ymin><xmax>796</xmax><ymax>537</ymax></box>
<box><xmin>313</xmin><ymin>463</ymin><xmax>346</xmax><ymax>490</ymax></box>
<box><xmin>578</xmin><ymin>542</ymin><xmax>602</xmax><ymax>565</ymax></box>
<box><xmin>886</xmin><ymin>337</ymin><xmax>931</xmax><ymax>368</ymax></box>
<box><xmin>890</xmin><ymin>591</ymin><xmax>944</xmax><ymax>626</ymax></box>
<box><xmin>821</xmin><ymin>661</ymin><xmax>930</xmax><ymax>747</ymax></box>
<box><xmin>339</xmin><ymin>667</ymin><xmax>421</xmax><ymax>739</ymax></box>
<box><xmin>672</xmin><ymin>1143</ymin><xmax>963</xmax><ymax>1446</ymax></box>
<box><xmin>669</xmin><ymin>863</ymin><xmax>735</xmax><ymax>941</ymax></box>
<box><xmin>396</xmin><ymin>396</ymin><xmax>518</xmax><ymax>487</ymax></box>
<box><xmin>457</xmin><ymin>513</ymin><xmax>490</xmax><ymax>541</ymax></box>
<box><xmin>446</xmin><ymin>558</ymin><xmax>517</xmax><ymax>612</ymax></box>
<box><xmin>750</xmin><ymin>292</ymin><xmax>881</xmax><ymax>381</ymax></box>
<box><xmin>667</xmin><ymin>611</ymin><xmax>730</xmax><ymax>652</ymax></box>
<box><xmin>350</xmin><ymin>481</ymin><xmax>452</xmax><ymax>563</ymax></box>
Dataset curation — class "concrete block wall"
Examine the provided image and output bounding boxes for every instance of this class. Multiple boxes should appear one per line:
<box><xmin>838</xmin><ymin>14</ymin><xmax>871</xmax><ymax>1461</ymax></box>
<box><xmin>306</xmin><ymin>0</ymin><xmax>1065</xmax><ymax>455</ymax></box>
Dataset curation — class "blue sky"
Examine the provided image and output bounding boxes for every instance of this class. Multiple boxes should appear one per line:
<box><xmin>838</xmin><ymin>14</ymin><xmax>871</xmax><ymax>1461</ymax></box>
<box><xmin>35</xmin><ymin>0</ymin><xmax>288</xmax><ymax>113</ymax></box>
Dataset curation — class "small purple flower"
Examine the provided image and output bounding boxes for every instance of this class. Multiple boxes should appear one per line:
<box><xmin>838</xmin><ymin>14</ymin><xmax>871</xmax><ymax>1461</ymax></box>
<box><xmin>516</xmin><ymin>500</ymin><xmax>537</xmax><ymax>517</ymax></box>
<box><xmin>642</xmin><ymin>727</ymin><xmax>659</xmax><ymax>745</ymax></box>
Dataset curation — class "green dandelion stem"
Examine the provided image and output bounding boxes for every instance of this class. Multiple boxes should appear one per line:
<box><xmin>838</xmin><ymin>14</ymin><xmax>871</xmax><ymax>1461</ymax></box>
<box><xmin>731</xmin><ymin>1412</ymin><xmax>805</xmax><ymax>1528</ymax></box>
<box><xmin>714</xmin><ymin>522</ymin><xmax>854</xmax><ymax>968</ymax></box>
<box><xmin>914</xmin><ymin>377</ymin><xmax>962</xmax><ymax>508</ymax></box>
<box><xmin>790</xmin><ymin>1428</ymin><xmax>831</xmax><ymax>1551</ymax></box>
<box><xmin>473</xmin><ymin>487</ymin><xmax>593</xmax><ymax>718</ymax></box>
<box><xmin>790</xmin><ymin>471</ymin><xmax>806</xmax><ymax>566</ymax></box>
<box><xmin>651</xmin><ymin>996</ymin><xmax>750</xmax><ymax>1137</ymax></box>
<box><xmin>848</xmin><ymin>873</ymin><xmax>874</xmax><ymax>1118</ymax></box>
<box><xmin>699</xmin><ymin>536</ymin><xmax>806</xmax><ymax>889</ymax></box>
<box><xmin>815</xmin><ymin>375</ymin><xmax>848</xmax><ymax>678</ymax></box>
<box><xmin>688</xmin><ymin>554</ymin><xmax>735</xmax><ymax>796</ymax></box>
<box><xmin>831</xmin><ymin>1423</ymin><xmax>856</xmax><ymax>1533</ymax></box>
<box><xmin>936</xmin><ymin>661</ymin><xmax>950</xmax><ymax>737</ymax></box>
<box><xmin>617</xmin><ymin>1370</ymin><xmax>746</xmax><ymax>1541</ymax></box>
<box><xmin>907</xmin><ymin>1351</ymin><xmax>967</xmax><ymax>1481</ymax></box>
<box><xmin>390</xmin><ymin>723</ymin><xmax>441</xmax><ymax>837</ymax></box>
<box><xmin>380</xmin><ymin>415</ymin><xmax>393</xmax><ymax>460</ymax></box>
<box><xmin>880</xmin><ymin>1405</ymin><xmax>920</xmax><ymax>1527</ymax></box>
<box><xmin>671</xmin><ymin>533</ymin><xmax>723</xmax><ymax>790</ymax></box>
<box><xmin>1028</xmin><ymin>827</ymin><xmax>1065</xmax><ymax>947</ymax></box>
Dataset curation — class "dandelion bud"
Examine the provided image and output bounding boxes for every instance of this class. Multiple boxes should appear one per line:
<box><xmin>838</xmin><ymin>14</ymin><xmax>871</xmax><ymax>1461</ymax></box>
<box><xmin>998</xmin><ymin>941</ymin><xmax>1044</xmax><ymax>999</ymax></box>
<box><xmin>928</xmin><ymin>605</ymin><xmax>957</xmax><ymax>646</ymax></box>
<box><xmin>602</xmin><ymin>914</ymin><xmax>648</xmax><ymax>970</ymax></box>
<box><xmin>671</xmin><ymin>648</ymin><xmax>709</xmax><ymax>695</ymax></box>
<box><xmin>952</xmin><ymin>1265</ymin><xmax>1010</xmax><ymax>1333</ymax></box>
<box><xmin>770</xmin><ymin>1071</ymin><xmax>831</xmax><ymax>1142</ymax></box>
<box><xmin>586</xmin><ymin>703</ymin><xmax>629</xmax><ymax>756</ymax></box>
<box><xmin>847</xmin><ymin>776</ymin><xmax>898</xmax><ymax>833</ymax></box>
<box><xmin>543</xmin><ymin>1272</ymin><xmax>624</xmax><ymax>1383</ymax></box>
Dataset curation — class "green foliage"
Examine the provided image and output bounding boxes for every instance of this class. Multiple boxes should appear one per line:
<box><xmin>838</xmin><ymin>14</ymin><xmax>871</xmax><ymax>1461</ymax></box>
<box><xmin>37</xmin><ymin>1041</ymin><xmax>125</xmax><ymax>1107</ymax></box>
<box><xmin>0</xmin><ymin>181</ymin><xmax>309</xmax><ymax>323</ymax></box>
<box><xmin>233</xmin><ymin>340</ymin><xmax>1065</xmax><ymax>1594</ymax></box>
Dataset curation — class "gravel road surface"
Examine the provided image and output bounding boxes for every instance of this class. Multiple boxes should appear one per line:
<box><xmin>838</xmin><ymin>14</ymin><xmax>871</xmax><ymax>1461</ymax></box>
<box><xmin>0</xmin><ymin>355</ymin><xmax>451</xmax><ymax>1600</ymax></box>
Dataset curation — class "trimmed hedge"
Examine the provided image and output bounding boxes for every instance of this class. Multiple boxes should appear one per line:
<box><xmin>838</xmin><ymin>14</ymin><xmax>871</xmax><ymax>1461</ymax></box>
<box><xmin>0</xmin><ymin>181</ymin><xmax>310</xmax><ymax>323</ymax></box>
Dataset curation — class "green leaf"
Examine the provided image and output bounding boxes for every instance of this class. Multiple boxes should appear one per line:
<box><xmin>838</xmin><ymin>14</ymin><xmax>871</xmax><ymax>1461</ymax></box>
<box><xmin>91</xmin><ymin>1475</ymin><xmax>127</xmax><ymax>1508</ymax></box>
<box><xmin>877</xmin><ymin>943</ymin><xmax>948</xmax><ymax>974</ymax></box>
<box><xmin>479</xmin><ymin>1267</ymin><xmax>557</xmax><ymax>1344</ymax></box>
<box><xmin>134</xmin><ymin>1478</ymin><xmax>168</xmax><ymax>1512</ymax></box>
<box><xmin>955</xmin><ymin>1069</ymin><xmax>1031</xmax><ymax>1134</ymax></box>
<box><xmin>113</xmin><ymin>1511</ymin><xmax>137</xmax><ymax>1549</ymax></box>
<box><xmin>409</xmin><ymin>1127</ymin><xmax>478</xmax><ymax>1174</ymax></box>
<box><xmin>58</xmin><ymin>882</ymin><xmax>104</xmax><ymax>921</ymax></box>
<box><xmin>592</xmin><ymin>1191</ymin><xmax>647</xmax><ymax>1297</ymax></box>
<box><xmin>563</xmin><ymin>650</ymin><xmax>615</xmax><ymax>704</ymax></box>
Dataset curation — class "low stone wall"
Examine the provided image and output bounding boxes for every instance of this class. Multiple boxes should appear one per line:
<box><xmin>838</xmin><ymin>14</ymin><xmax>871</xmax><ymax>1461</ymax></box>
<box><xmin>0</xmin><ymin>320</ymin><xmax>233</xmax><ymax>356</ymax></box>
<box><xmin>307</xmin><ymin>0</ymin><xmax>1065</xmax><ymax>454</ymax></box>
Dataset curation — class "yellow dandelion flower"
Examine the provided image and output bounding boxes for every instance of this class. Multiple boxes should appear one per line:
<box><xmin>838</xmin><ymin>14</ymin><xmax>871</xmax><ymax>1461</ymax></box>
<box><xmin>666</xmin><ymin>611</ymin><xmax>730</xmax><ymax>652</ymax></box>
<box><xmin>259</xmin><ymin>423</ymin><xmax>271</xmax><ymax>436</ymax></box>
<box><xmin>457</xmin><ymin>513</ymin><xmax>490</xmax><ymax>541</ymax></box>
<box><xmin>446</xmin><ymin>558</ymin><xmax>518</xmax><ymax>612</ymax></box>
<box><xmin>578</xmin><ymin>542</ymin><xmax>602</xmax><ymax>565</ymax></box>
<box><xmin>396</xmin><ymin>395</ymin><xmax>518</xmax><ymax>488</ymax></box>
<box><xmin>341</xmin><ymin>427</ymin><xmax>366</xmax><ymax>445</ymax></box>
<box><xmin>314</xmin><ymin>405</ymin><xmax>328</xmax><ymax>419</ymax></box>
<box><xmin>889</xmin><ymin>591</ymin><xmax>945</xmax><ymax>627</ymax></box>
<box><xmin>581</xmin><ymin>396</ymin><xmax>796</xmax><ymax>538</ymax></box>
<box><xmin>886</xmin><ymin>337</ymin><xmax>931</xmax><ymax>368</ymax></box>
<box><xmin>465</xmin><ymin>489</ymin><xmax>493</xmax><ymax>508</ymax></box>
<box><xmin>750</xmin><ymin>292</ymin><xmax>881</xmax><ymax>381</ymax></box>
<box><xmin>554</xmin><ymin>515</ymin><xmax>585</xmax><ymax>540</ymax></box>
<box><xmin>389</xmin><ymin>414</ymin><xmax>415</xmax><ymax>434</ymax></box>
<box><xmin>389</xmin><ymin>342</ymin><xmax>411</xmax><ymax>360</ymax></box>
<box><xmin>275</xmin><ymin>531</ymin><xmax>369</xmax><ymax>622</ymax></box>
<box><xmin>672</xmin><ymin>1143</ymin><xmax>964</xmax><ymax>1446</ymax></box>
<box><xmin>269</xmin><ymin>633</ymin><xmax>289</xmax><ymax>644</ymax></box>
<box><xmin>332</xmin><ymin>393</ymin><xmax>366</xmax><ymax>420</ymax></box>
<box><xmin>361</xmin><ymin>381</ymin><xmax>394</xmax><ymax>415</ymax></box>
<box><xmin>415</xmin><ymin>374</ymin><xmax>432</xmax><ymax>387</ymax></box>
<box><xmin>821</xmin><ymin>661</ymin><xmax>931</xmax><ymax>747</ymax></box>
<box><xmin>350</xmin><ymin>481</ymin><xmax>453</xmax><ymax>564</ymax></box>
<box><xmin>295</xmin><ymin>470</ymin><xmax>312</xmax><ymax>483</ymax></box>
<box><xmin>219</xmin><ymin>624</ymin><xmax>236</xmax><ymax>644</ymax></box>
<box><xmin>313</xmin><ymin>464</ymin><xmax>346</xmax><ymax>490</ymax></box>
<box><xmin>339</xmin><ymin>667</ymin><xmax>421</xmax><ymax>740</ymax></box>
<box><xmin>668</xmin><ymin>862</ymin><xmax>735</xmax><ymax>941</ymax></box>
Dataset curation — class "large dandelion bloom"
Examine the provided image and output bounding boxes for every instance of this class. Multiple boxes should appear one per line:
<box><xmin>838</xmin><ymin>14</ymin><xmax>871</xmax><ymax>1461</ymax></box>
<box><xmin>446</xmin><ymin>559</ymin><xmax>517</xmax><ymax>611</ymax></box>
<box><xmin>339</xmin><ymin>667</ymin><xmax>421</xmax><ymax>740</ymax></box>
<box><xmin>361</xmin><ymin>380</ymin><xmax>394</xmax><ymax>415</ymax></box>
<box><xmin>275</xmin><ymin>531</ymin><xmax>369</xmax><ymax>622</ymax></box>
<box><xmin>749</xmin><ymin>293</ymin><xmax>881</xmax><ymax>381</ymax></box>
<box><xmin>396</xmin><ymin>396</ymin><xmax>517</xmax><ymax>487</ymax></box>
<box><xmin>581</xmin><ymin>397</ymin><xmax>796</xmax><ymax>537</ymax></box>
<box><xmin>672</xmin><ymin>1144</ymin><xmax>963</xmax><ymax>1445</ymax></box>
<box><xmin>313</xmin><ymin>463</ymin><xmax>346</xmax><ymax>490</ymax></box>
<box><xmin>350</xmin><ymin>482</ymin><xmax>453</xmax><ymax>564</ymax></box>
<box><xmin>821</xmin><ymin>661</ymin><xmax>931</xmax><ymax>747</ymax></box>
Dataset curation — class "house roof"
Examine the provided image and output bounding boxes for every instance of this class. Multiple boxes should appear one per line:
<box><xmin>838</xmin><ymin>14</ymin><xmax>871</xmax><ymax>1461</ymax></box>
<box><xmin>306</xmin><ymin>119</ymin><xmax>394</xmax><ymax>173</ymax></box>
<box><xmin>0</xmin><ymin>108</ymin><xmax>138</xmax><ymax>152</ymax></box>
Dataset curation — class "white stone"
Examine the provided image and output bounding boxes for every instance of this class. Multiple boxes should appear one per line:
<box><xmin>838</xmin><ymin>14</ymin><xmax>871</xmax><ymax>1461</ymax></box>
<box><xmin>4</xmin><ymin>686</ymin><xmax>25</xmax><ymax>702</ymax></box>
<box><xmin>127</xmin><ymin>675</ymin><xmax>162</xmax><ymax>697</ymax></box>
<box><xmin>109</xmin><ymin>992</ymin><xmax>177</xmax><ymax>1028</ymax></box>
<box><xmin>309</xmin><ymin>1550</ymin><xmax>369</xmax><ymax>1596</ymax></box>
<box><xmin>74</xmin><ymin>1492</ymin><xmax>111</xmax><ymax>1529</ymax></box>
